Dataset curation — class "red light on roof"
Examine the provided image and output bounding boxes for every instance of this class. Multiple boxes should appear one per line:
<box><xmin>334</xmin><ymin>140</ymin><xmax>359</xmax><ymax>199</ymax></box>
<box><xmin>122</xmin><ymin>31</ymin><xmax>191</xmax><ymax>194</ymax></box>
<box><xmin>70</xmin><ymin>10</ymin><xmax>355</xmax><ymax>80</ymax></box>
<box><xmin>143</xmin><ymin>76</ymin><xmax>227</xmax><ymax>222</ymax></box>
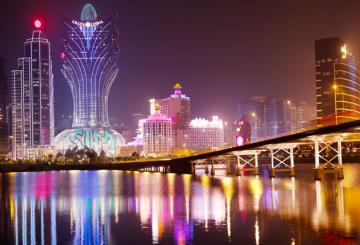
<box><xmin>34</xmin><ymin>19</ymin><xmax>42</xmax><ymax>29</ymax></box>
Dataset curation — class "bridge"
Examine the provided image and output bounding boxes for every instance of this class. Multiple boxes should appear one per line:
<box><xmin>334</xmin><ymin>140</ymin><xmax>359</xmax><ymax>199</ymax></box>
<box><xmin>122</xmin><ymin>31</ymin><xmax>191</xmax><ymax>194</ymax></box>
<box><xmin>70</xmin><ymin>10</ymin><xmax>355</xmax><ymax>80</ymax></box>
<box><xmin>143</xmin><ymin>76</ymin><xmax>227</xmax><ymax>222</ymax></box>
<box><xmin>119</xmin><ymin>119</ymin><xmax>360</xmax><ymax>180</ymax></box>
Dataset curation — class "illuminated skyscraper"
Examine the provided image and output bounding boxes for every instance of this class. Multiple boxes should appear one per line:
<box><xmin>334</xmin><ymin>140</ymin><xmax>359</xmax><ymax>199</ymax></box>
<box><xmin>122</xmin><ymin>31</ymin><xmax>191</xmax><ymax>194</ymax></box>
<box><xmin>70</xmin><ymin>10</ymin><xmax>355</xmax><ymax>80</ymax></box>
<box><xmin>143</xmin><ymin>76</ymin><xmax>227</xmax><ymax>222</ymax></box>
<box><xmin>149</xmin><ymin>83</ymin><xmax>190</xmax><ymax>149</ymax></box>
<box><xmin>54</xmin><ymin>4</ymin><xmax>125</xmax><ymax>156</ymax></box>
<box><xmin>290</xmin><ymin>101</ymin><xmax>316</xmax><ymax>131</ymax></box>
<box><xmin>315</xmin><ymin>38</ymin><xmax>360</xmax><ymax>126</ymax></box>
<box><xmin>61</xmin><ymin>3</ymin><xmax>119</xmax><ymax>127</ymax></box>
<box><xmin>11</xmin><ymin>21</ymin><xmax>54</xmax><ymax>159</ymax></box>
<box><xmin>150</xmin><ymin>83</ymin><xmax>191</xmax><ymax>130</ymax></box>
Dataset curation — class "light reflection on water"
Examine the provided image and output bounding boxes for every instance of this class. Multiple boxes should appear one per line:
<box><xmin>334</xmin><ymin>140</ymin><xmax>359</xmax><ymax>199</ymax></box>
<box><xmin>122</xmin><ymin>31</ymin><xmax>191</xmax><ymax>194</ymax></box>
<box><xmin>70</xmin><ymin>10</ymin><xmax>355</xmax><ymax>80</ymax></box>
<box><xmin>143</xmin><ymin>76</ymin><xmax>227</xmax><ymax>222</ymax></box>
<box><xmin>1</xmin><ymin>164</ymin><xmax>360</xmax><ymax>244</ymax></box>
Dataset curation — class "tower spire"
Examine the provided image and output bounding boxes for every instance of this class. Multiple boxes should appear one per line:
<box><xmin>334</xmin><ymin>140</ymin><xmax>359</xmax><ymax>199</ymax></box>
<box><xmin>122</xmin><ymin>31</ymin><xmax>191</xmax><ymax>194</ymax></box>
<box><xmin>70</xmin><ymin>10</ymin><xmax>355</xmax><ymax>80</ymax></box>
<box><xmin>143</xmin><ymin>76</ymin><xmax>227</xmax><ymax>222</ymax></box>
<box><xmin>81</xmin><ymin>3</ymin><xmax>98</xmax><ymax>21</ymax></box>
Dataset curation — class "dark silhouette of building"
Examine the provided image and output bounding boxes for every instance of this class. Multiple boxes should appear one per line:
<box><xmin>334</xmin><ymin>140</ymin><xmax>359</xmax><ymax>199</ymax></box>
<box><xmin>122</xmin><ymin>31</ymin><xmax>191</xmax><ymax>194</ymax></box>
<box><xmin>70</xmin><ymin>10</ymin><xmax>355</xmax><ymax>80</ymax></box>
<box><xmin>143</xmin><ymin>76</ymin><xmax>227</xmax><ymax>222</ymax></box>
<box><xmin>237</xmin><ymin>96</ymin><xmax>292</xmax><ymax>139</ymax></box>
<box><xmin>0</xmin><ymin>58</ymin><xmax>8</xmax><ymax>155</ymax></box>
<box><xmin>315</xmin><ymin>38</ymin><xmax>360</xmax><ymax>126</ymax></box>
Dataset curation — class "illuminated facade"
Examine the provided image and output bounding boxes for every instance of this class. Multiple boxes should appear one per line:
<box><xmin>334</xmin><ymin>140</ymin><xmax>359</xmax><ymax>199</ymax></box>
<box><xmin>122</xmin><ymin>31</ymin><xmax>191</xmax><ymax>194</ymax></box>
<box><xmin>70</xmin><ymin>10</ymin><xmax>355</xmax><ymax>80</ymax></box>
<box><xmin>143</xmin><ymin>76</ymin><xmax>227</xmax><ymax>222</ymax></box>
<box><xmin>61</xmin><ymin>3</ymin><xmax>119</xmax><ymax>127</ymax></box>
<box><xmin>11</xmin><ymin>23</ymin><xmax>54</xmax><ymax>159</ymax></box>
<box><xmin>150</xmin><ymin>83</ymin><xmax>190</xmax><ymax>129</ymax></box>
<box><xmin>150</xmin><ymin>83</ymin><xmax>190</xmax><ymax>149</ymax></box>
<box><xmin>315</xmin><ymin>38</ymin><xmax>360</xmax><ymax>126</ymax></box>
<box><xmin>290</xmin><ymin>101</ymin><xmax>316</xmax><ymax>131</ymax></box>
<box><xmin>54</xmin><ymin>4</ymin><xmax>125</xmax><ymax>156</ymax></box>
<box><xmin>185</xmin><ymin>116</ymin><xmax>224</xmax><ymax>150</ymax></box>
<box><xmin>143</xmin><ymin>104</ymin><xmax>173</xmax><ymax>156</ymax></box>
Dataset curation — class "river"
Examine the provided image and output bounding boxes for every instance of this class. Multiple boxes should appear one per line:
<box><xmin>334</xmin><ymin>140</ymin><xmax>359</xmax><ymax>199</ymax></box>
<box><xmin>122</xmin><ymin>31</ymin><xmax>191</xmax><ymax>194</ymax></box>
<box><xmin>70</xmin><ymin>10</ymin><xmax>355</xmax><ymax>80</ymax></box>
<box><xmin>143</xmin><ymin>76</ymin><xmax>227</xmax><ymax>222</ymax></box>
<box><xmin>0</xmin><ymin>164</ymin><xmax>359</xmax><ymax>244</ymax></box>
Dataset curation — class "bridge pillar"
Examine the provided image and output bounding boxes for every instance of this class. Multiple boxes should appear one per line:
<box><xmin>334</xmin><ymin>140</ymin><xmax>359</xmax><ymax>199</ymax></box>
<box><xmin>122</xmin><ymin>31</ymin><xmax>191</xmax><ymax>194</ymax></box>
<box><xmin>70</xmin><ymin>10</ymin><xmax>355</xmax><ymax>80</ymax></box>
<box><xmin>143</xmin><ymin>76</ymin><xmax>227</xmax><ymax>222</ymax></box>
<box><xmin>314</xmin><ymin>139</ymin><xmax>321</xmax><ymax>180</ymax></box>
<box><xmin>268</xmin><ymin>143</ymin><xmax>299</xmax><ymax>178</ymax></box>
<box><xmin>210</xmin><ymin>161</ymin><xmax>215</xmax><ymax>176</ymax></box>
<box><xmin>290</xmin><ymin>147</ymin><xmax>295</xmax><ymax>177</ymax></box>
<box><xmin>226</xmin><ymin>158</ymin><xmax>232</xmax><ymax>175</ymax></box>
<box><xmin>254</xmin><ymin>153</ymin><xmax>260</xmax><ymax>175</ymax></box>
<box><xmin>311</xmin><ymin>135</ymin><xmax>344</xmax><ymax>180</ymax></box>
<box><xmin>232</xmin><ymin>150</ymin><xmax>264</xmax><ymax>176</ymax></box>
<box><xmin>236</xmin><ymin>155</ymin><xmax>241</xmax><ymax>176</ymax></box>
<box><xmin>337</xmin><ymin>139</ymin><xmax>344</xmax><ymax>180</ymax></box>
<box><xmin>205</xmin><ymin>162</ymin><xmax>209</xmax><ymax>175</ymax></box>
<box><xmin>270</xmin><ymin>149</ymin><xmax>276</xmax><ymax>178</ymax></box>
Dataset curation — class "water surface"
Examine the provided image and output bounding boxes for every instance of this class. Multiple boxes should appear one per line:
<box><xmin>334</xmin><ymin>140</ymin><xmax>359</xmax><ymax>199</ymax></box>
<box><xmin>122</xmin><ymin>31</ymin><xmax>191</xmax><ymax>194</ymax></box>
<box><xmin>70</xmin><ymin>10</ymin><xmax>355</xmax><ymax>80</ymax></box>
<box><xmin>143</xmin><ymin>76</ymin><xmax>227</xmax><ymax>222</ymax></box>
<box><xmin>1</xmin><ymin>164</ymin><xmax>359</xmax><ymax>244</ymax></box>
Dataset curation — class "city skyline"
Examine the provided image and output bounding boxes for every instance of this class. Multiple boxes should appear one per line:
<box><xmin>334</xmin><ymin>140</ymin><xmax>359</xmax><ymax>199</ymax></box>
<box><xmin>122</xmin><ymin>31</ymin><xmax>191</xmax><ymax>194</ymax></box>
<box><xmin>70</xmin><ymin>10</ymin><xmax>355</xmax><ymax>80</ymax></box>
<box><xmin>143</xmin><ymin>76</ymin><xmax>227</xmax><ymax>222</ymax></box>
<box><xmin>3</xmin><ymin>1</ymin><xmax>360</xmax><ymax>125</ymax></box>
<box><xmin>2</xmin><ymin>2</ymin><xmax>360</xmax><ymax>244</ymax></box>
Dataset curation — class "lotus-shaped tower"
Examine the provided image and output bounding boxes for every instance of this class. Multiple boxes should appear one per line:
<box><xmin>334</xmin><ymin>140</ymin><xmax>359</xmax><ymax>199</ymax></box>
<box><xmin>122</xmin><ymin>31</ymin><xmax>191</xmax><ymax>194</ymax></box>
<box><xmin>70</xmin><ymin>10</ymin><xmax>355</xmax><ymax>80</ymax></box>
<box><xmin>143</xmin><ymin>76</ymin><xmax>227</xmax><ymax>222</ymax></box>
<box><xmin>54</xmin><ymin>3</ymin><xmax>125</xmax><ymax>156</ymax></box>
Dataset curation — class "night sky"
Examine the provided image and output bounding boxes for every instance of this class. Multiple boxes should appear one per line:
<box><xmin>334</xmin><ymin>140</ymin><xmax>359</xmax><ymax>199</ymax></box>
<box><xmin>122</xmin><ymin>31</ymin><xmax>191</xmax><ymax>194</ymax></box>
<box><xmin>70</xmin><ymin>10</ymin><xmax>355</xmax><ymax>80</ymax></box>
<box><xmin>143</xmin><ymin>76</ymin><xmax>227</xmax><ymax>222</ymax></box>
<box><xmin>1</xmin><ymin>0</ymin><xmax>360</xmax><ymax>126</ymax></box>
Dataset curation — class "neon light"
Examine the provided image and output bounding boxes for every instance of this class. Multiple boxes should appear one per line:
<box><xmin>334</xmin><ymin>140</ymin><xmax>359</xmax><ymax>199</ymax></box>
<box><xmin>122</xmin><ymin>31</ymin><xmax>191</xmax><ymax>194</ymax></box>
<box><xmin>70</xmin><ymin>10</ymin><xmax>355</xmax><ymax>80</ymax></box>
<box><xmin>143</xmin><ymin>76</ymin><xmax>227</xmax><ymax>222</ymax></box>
<box><xmin>340</xmin><ymin>44</ymin><xmax>347</xmax><ymax>59</ymax></box>
<box><xmin>34</xmin><ymin>19</ymin><xmax>42</xmax><ymax>29</ymax></box>
<box><xmin>190</xmin><ymin>116</ymin><xmax>223</xmax><ymax>129</ymax></box>
<box><xmin>236</xmin><ymin>136</ymin><xmax>244</xmax><ymax>146</ymax></box>
<box><xmin>54</xmin><ymin>128</ymin><xmax>125</xmax><ymax>156</ymax></box>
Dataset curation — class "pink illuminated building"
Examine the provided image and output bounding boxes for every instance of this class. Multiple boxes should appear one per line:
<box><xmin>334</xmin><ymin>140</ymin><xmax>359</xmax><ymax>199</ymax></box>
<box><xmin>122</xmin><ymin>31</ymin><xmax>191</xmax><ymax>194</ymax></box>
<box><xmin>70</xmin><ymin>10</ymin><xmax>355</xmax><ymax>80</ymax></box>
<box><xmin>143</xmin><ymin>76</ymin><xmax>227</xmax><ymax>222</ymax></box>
<box><xmin>149</xmin><ymin>83</ymin><xmax>190</xmax><ymax>150</ymax></box>
<box><xmin>143</xmin><ymin>104</ymin><xmax>173</xmax><ymax>156</ymax></box>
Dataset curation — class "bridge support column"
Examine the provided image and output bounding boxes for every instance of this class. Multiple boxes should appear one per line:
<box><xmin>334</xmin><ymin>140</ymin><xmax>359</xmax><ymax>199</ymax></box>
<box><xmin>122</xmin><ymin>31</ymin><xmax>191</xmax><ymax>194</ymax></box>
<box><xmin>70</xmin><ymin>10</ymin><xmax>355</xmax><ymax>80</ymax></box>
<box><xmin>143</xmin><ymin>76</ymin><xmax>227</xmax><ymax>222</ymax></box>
<box><xmin>311</xmin><ymin>135</ymin><xmax>344</xmax><ymax>180</ymax></box>
<box><xmin>314</xmin><ymin>139</ymin><xmax>321</xmax><ymax>180</ymax></box>
<box><xmin>226</xmin><ymin>158</ymin><xmax>232</xmax><ymax>175</ymax></box>
<box><xmin>290</xmin><ymin>147</ymin><xmax>295</xmax><ymax>177</ymax></box>
<box><xmin>232</xmin><ymin>150</ymin><xmax>264</xmax><ymax>176</ymax></box>
<box><xmin>255</xmin><ymin>153</ymin><xmax>260</xmax><ymax>175</ymax></box>
<box><xmin>270</xmin><ymin>149</ymin><xmax>276</xmax><ymax>178</ymax></box>
<box><xmin>236</xmin><ymin>155</ymin><xmax>241</xmax><ymax>176</ymax></box>
<box><xmin>210</xmin><ymin>161</ymin><xmax>215</xmax><ymax>176</ymax></box>
<box><xmin>337</xmin><ymin>139</ymin><xmax>344</xmax><ymax>180</ymax></box>
<box><xmin>205</xmin><ymin>163</ymin><xmax>209</xmax><ymax>175</ymax></box>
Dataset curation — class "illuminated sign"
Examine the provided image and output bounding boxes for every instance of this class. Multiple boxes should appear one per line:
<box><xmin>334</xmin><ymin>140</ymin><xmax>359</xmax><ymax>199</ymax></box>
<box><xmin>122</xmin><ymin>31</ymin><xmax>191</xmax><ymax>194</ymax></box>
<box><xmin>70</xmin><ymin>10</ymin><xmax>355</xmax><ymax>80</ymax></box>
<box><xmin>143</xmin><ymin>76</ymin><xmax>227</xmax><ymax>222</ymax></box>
<box><xmin>54</xmin><ymin>128</ymin><xmax>126</xmax><ymax>156</ymax></box>
<box><xmin>71</xmin><ymin>20</ymin><xmax>104</xmax><ymax>27</ymax></box>
<box><xmin>340</xmin><ymin>44</ymin><xmax>348</xmax><ymax>59</ymax></box>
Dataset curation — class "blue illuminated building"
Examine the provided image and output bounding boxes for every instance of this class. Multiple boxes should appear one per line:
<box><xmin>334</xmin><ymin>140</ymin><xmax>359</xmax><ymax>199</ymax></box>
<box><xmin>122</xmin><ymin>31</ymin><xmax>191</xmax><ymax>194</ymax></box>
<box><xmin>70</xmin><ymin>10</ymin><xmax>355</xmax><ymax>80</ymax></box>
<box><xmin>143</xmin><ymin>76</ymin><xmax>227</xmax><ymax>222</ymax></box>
<box><xmin>54</xmin><ymin>3</ymin><xmax>125</xmax><ymax>156</ymax></box>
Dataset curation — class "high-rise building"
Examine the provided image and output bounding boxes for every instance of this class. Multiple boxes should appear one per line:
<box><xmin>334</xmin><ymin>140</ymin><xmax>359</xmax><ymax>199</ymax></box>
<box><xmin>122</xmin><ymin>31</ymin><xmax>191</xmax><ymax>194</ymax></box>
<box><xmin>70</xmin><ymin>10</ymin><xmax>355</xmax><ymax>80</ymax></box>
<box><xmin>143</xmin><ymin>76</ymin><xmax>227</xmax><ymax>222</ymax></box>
<box><xmin>315</xmin><ymin>38</ymin><xmax>360</xmax><ymax>126</ymax></box>
<box><xmin>0</xmin><ymin>58</ymin><xmax>8</xmax><ymax>155</ymax></box>
<box><xmin>54</xmin><ymin>4</ymin><xmax>126</xmax><ymax>156</ymax></box>
<box><xmin>150</xmin><ymin>83</ymin><xmax>190</xmax><ymax>129</ymax></box>
<box><xmin>290</xmin><ymin>101</ymin><xmax>316</xmax><ymax>131</ymax></box>
<box><xmin>149</xmin><ymin>83</ymin><xmax>190</xmax><ymax>149</ymax></box>
<box><xmin>237</xmin><ymin>96</ymin><xmax>292</xmax><ymax>140</ymax></box>
<box><xmin>185</xmin><ymin>116</ymin><xmax>224</xmax><ymax>151</ymax></box>
<box><xmin>143</xmin><ymin>104</ymin><xmax>172</xmax><ymax>156</ymax></box>
<box><xmin>11</xmin><ymin>21</ymin><xmax>54</xmax><ymax>159</ymax></box>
